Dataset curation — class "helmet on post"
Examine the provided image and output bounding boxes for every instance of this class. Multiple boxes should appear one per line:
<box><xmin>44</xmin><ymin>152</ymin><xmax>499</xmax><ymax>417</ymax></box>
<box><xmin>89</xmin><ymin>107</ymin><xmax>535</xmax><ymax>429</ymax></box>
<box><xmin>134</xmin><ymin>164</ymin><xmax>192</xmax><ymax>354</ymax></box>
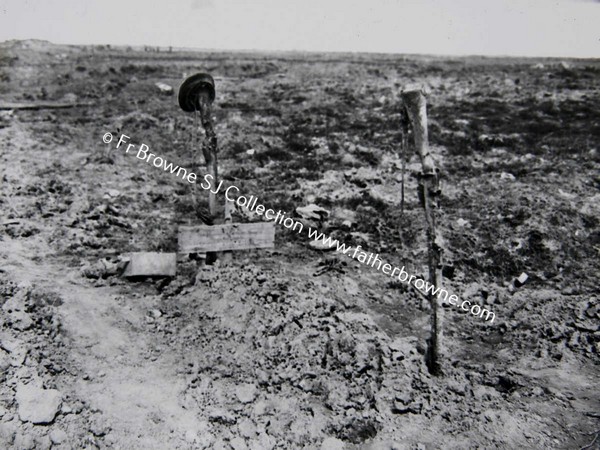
<box><xmin>178</xmin><ymin>73</ymin><xmax>216</xmax><ymax>112</ymax></box>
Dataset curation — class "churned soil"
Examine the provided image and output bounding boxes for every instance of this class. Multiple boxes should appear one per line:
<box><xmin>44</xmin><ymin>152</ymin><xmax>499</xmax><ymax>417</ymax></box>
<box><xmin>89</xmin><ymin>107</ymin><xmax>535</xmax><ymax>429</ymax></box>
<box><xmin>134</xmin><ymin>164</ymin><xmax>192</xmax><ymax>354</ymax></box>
<box><xmin>0</xmin><ymin>40</ymin><xmax>598</xmax><ymax>449</ymax></box>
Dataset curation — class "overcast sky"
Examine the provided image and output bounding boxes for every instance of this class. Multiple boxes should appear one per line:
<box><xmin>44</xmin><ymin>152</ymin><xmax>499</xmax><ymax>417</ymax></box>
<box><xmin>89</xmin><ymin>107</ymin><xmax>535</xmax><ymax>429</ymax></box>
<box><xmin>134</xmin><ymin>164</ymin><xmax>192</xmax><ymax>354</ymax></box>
<box><xmin>1</xmin><ymin>0</ymin><xmax>598</xmax><ymax>58</ymax></box>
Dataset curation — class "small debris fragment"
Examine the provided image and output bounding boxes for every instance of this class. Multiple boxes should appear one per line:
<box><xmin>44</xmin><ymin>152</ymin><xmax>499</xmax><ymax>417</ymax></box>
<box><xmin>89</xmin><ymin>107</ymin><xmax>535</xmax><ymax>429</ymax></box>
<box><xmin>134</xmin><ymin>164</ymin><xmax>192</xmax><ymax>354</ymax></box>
<box><xmin>148</xmin><ymin>309</ymin><xmax>162</xmax><ymax>319</ymax></box>
<box><xmin>49</xmin><ymin>429</ymin><xmax>67</xmax><ymax>445</ymax></box>
<box><xmin>16</xmin><ymin>384</ymin><xmax>62</xmax><ymax>425</ymax></box>
<box><xmin>155</xmin><ymin>82</ymin><xmax>173</xmax><ymax>95</ymax></box>
<box><xmin>309</xmin><ymin>239</ymin><xmax>336</xmax><ymax>251</ymax></box>
<box><xmin>104</xmin><ymin>189</ymin><xmax>120</xmax><ymax>198</ymax></box>
<box><xmin>296</xmin><ymin>204</ymin><xmax>330</xmax><ymax>221</ymax></box>
<box><xmin>321</xmin><ymin>437</ymin><xmax>346</xmax><ymax>450</ymax></box>
<box><xmin>515</xmin><ymin>272</ymin><xmax>528</xmax><ymax>287</ymax></box>
<box><xmin>235</xmin><ymin>383</ymin><xmax>257</xmax><ymax>404</ymax></box>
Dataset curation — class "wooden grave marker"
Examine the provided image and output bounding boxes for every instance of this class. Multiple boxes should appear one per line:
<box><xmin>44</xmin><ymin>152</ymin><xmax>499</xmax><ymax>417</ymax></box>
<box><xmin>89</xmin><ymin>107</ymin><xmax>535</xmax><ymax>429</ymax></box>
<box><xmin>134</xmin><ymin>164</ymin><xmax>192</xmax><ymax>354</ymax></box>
<box><xmin>178</xmin><ymin>222</ymin><xmax>274</xmax><ymax>254</ymax></box>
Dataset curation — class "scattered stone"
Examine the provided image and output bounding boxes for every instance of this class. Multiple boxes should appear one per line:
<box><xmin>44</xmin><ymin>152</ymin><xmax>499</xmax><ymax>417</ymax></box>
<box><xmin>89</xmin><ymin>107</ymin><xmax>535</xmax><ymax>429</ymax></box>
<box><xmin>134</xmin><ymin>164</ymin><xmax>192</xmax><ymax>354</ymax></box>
<box><xmin>36</xmin><ymin>435</ymin><xmax>52</xmax><ymax>450</ymax></box>
<box><xmin>195</xmin><ymin>266</ymin><xmax>218</xmax><ymax>284</ymax></box>
<box><xmin>185</xmin><ymin>430</ymin><xmax>198</xmax><ymax>443</ymax></box>
<box><xmin>249</xmin><ymin>433</ymin><xmax>276</xmax><ymax>450</ymax></box>
<box><xmin>296</xmin><ymin>204</ymin><xmax>330</xmax><ymax>221</ymax></box>
<box><xmin>321</xmin><ymin>436</ymin><xmax>346</xmax><ymax>450</ymax></box>
<box><xmin>514</xmin><ymin>272</ymin><xmax>528</xmax><ymax>288</ymax></box>
<box><xmin>558</xmin><ymin>61</ymin><xmax>571</xmax><ymax>70</ymax></box>
<box><xmin>344</xmin><ymin>167</ymin><xmax>381</xmax><ymax>186</ymax></box>
<box><xmin>238</xmin><ymin>418</ymin><xmax>257</xmax><ymax>438</ymax></box>
<box><xmin>531</xmin><ymin>386</ymin><xmax>544</xmax><ymax>397</ymax></box>
<box><xmin>0</xmin><ymin>422</ymin><xmax>16</xmax><ymax>447</ymax></box>
<box><xmin>155</xmin><ymin>82</ymin><xmax>173</xmax><ymax>95</ymax></box>
<box><xmin>148</xmin><ymin>309</ymin><xmax>162</xmax><ymax>319</ymax></box>
<box><xmin>309</xmin><ymin>239</ymin><xmax>336</xmax><ymax>251</ymax></box>
<box><xmin>2</xmin><ymin>295</ymin><xmax>33</xmax><ymax>331</ymax></box>
<box><xmin>104</xmin><ymin>189</ymin><xmax>120</xmax><ymax>198</ymax></box>
<box><xmin>394</xmin><ymin>392</ymin><xmax>413</xmax><ymax>405</ymax></box>
<box><xmin>343</xmin><ymin>277</ymin><xmax>359</xmax><ymax>295</ymax></box>
<box><xmin>7</xmin><ymin>310</ymin><xmax>33</xmax><ymax>331</ymax></box>
<box><xmin>13</xmin><ymin>433</ymin><xmax>35</xmax><ymax>450</ymax></box>
<box><xmin>230</xmin><ymin>436</ymin><xmax>248</xmax><ymax>450</ymax></box>
<box><xmin>16</xmin><ymin>384</ymin><xmax>62</xmax><ymax>424</ymax></box>
<box><xmin>89</xmin><ymin>419</ymin><xmax>111</xmax><ymax>437</ymax></box>
<box><xmin>0</xmin><ymin>351</ymin><xmax>10</xmax><ymax>377</ymax></box>
<box><xmin>235</xmin><ymin>383</ymin><xmax>257</xmax><ymax>404</ymax></box>
<box><xmin>49</xmin><ymin>428</ymin><xmax>67</xmax><ymax>445</ymax></box>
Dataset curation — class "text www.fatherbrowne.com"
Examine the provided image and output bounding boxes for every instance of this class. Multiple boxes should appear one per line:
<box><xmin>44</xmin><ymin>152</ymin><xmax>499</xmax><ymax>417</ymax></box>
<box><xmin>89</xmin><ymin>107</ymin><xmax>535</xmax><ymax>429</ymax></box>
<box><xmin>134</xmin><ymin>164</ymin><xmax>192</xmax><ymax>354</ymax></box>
<box><xmin>307</xmin><ymin>230</ymin><xmax>495</xmax><ymax>323</ymax></box>
<box><xmin>103</xmin><ymin>132</ymin><xmax>496</xmax><ymax>323</ymax></box>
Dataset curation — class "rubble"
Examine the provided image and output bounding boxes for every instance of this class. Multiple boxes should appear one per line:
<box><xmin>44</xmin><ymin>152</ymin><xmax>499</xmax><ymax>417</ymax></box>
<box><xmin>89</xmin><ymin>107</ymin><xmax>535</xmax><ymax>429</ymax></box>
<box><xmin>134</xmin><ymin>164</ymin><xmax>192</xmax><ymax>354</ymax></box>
<box><xmin>15</xmin><ymin>384</ymin><xmax>62</xmax><ymax>424</ymax></box>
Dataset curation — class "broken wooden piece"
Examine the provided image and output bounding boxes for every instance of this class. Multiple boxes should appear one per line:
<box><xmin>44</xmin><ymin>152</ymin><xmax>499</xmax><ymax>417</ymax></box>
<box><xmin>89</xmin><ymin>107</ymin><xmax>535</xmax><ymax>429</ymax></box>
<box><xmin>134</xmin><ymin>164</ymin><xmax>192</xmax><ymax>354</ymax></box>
<box><xmin>0</xmin><ymin>101</ymin><xmax>93</xmax><ymax>111</ymax></box>
<box><xmin>122</xmin><ymin>252</ymin><xmax>177</xmax><ymax>277</ymax></box>
<box><xmin>178</xmin><ymin>223</ymin><xmax>274</xmax><ymax>253</ymax></box>
<box><xmin>401</xmin><ymin>90</ymin><xmax>436</xmax><ymax>175</ymax></box>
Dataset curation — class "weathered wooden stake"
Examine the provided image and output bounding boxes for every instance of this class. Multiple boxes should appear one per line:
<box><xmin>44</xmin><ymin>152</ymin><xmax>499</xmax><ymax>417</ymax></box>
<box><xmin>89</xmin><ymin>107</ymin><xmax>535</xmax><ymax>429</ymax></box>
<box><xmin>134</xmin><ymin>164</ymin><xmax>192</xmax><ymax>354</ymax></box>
<box><xmin>400</xmin><ymin>106</ymin><xmax>410</xmax><ymax>215</ymax></box>
<box><xmin>198</xmin><ymin>93</ymin><xmax>218</xmax><ymax>218</ymax></box>
<box><xmin>401</xmin><ymin>89</ymin><xmax>443</xmax><ymax>376</ymax></box>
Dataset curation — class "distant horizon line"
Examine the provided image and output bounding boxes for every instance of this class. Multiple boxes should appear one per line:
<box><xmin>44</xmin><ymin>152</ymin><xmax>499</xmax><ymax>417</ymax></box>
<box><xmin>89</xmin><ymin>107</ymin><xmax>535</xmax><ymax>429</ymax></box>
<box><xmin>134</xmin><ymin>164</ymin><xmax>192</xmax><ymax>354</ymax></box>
<box><xmin>2</xmin><ymin>38</ymin><xmax>599</xmax><ymax>61</ymax></box>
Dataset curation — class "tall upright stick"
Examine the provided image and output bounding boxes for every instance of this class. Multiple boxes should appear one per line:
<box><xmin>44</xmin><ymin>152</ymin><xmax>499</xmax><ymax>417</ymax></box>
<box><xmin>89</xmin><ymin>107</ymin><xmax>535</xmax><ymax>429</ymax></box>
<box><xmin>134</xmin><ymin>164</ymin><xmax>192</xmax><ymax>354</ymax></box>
<box><xmin>400</xmin><ymin>107</ymin><xmax>410</xmax><ymax>215</ymax></box>
<box><xmin>401</xmin><ymin>89</ymin><xmax>443</xmax><ymax>376</ymax></box>
<box><xmin>198</xmin><ymin>93</ymin><xmax>218</xmax><ymax>219</ymax></box>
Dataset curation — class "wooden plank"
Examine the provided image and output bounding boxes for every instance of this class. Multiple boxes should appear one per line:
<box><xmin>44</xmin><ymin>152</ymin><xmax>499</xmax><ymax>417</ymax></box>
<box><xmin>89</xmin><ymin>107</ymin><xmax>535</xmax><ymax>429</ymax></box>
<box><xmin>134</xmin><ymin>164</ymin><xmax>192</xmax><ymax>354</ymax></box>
<box><xmin>178</xmin><ymin>222</ymin><xmax>274</xmax><ymax>253</ymax></box>
<box><xmin>123</xmin><ymin>252</ymin><xmax>177</xmax><ymax>277</ymax></box>
<box><xmin>0</xmin><ymin>101</ymin><xmax>94</xmax><ymax>110</ymax></box>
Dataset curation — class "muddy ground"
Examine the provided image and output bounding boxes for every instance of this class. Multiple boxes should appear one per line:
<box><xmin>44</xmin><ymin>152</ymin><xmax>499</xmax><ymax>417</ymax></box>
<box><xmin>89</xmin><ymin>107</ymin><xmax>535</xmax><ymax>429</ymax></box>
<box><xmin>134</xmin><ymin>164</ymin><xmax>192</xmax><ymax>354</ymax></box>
<box><xmin>0</xmin><ymin>40</ymin><xmax>598</xmax><ymax>449</ymax></box>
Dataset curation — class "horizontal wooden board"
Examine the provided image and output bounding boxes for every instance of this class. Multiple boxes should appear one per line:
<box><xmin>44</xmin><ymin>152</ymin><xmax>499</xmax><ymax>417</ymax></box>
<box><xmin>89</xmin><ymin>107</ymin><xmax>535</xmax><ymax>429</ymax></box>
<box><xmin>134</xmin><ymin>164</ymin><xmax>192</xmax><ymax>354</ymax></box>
<box><xmin>0</xmin><ymin>101</ymin><xmax>93</xmax><ymax>110</ymax></box>
<box><xmin>123</xmin><ymin>252</ymin><xmax>177</xmax><ymax>277</ymax></box>
<box><xmin>178</xmin><ymin>222</ymin><xmax>275</xmax><ymax>253</ymax></box>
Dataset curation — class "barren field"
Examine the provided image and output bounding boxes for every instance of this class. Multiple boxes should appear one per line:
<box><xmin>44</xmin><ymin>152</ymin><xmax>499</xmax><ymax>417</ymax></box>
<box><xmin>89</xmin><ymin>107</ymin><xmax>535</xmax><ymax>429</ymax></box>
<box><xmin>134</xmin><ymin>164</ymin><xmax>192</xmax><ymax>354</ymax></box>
<box><xmin>0</xmin><ymin>40</ymin><xmax>599</xmax><ymax>449</ymax></box>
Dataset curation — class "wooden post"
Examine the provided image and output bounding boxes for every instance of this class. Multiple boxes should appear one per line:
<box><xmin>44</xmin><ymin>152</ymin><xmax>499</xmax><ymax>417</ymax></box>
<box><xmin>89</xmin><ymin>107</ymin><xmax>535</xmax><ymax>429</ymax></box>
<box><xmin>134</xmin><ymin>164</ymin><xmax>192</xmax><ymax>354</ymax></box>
<box><xmin>198</xmin><ymin>92</ymin><xmax>218</xmax><ymax>219</ymax></box>
<box><xmin>198</xmin><ymin>93</ymin><xmax>218</xmax><ymax>264</ymax></box>
<box><xmin>400</xmin><ymin>106</ymin><xmax>410</xmax><ymax>215</ymax></box>
<box><xmin>221</xmin><ymin>198</ymin><xmax>235</xmax><ymax>264</ymax></box>
<box><xmin>401</xmin><ymin>89</ymin><xmax>443</xmax><ymax>376</ymax></box>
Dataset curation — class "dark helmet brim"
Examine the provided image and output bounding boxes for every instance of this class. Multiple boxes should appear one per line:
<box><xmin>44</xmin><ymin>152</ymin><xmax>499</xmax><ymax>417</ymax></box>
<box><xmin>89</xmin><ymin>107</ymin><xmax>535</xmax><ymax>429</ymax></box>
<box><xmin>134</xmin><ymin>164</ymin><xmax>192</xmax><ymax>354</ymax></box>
<box><xmin>178</xmin><ymin>73</ymin><xmax>216</xmax><ymax>112</ymax></box>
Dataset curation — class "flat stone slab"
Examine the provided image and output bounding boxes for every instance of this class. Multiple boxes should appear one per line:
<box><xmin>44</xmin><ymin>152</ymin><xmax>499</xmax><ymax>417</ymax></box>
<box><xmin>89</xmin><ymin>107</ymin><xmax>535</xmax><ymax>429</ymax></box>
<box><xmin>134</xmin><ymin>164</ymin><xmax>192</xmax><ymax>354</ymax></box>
<box><xmin>16</xmin><ymin>384</ymin><xmax>62</xmax><ymax>424</ymax></box>
<box><xmin>122</xmin><ymin>252</ymin><xmax>177</xmax><ymax>277</ymax></box>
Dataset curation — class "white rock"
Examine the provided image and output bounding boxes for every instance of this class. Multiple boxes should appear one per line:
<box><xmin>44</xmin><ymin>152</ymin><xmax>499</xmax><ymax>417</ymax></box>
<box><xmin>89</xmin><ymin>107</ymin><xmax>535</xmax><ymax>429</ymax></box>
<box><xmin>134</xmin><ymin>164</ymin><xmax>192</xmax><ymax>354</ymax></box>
<box><xmin>49</xmin><ymin>429</ymin><xmax>67</xmax><ymax>444</ymax></box>
<box><xmin>185</xmin><ymin>430</ymin><xmax>198</xmax><ymax>443</ymax></box>
<box><xmin>16</xmin><ymin>384</ymin><xmax>62</xmax><ymax>424</ymax></box>
<box><xmin>309</xmin><ymin>239</ymin><xmax>336</xmax><ymax>251</ymax></box>
<box><xmin>230</xmin><ymin>436</ymin><xmax>248</xmax><ymax>450</ymax></box>
<box><xmin>296</xmin><ymin>204</ymin><xmax>330</xmax><ymax>220</ymax></box>
<box><xmin>321</xmin><ymin>437</ymin><xmax>346</xmax><ymax>450</ymax></box>
<box><xmin>235</xmin><ymin>383</ymin><xmax>257</xmax><ymax>404</ymax></box>
<box><xmin>155</xmin><ymin>82</ymin><xmax>173</xmax><ymax>95</ymax></box>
